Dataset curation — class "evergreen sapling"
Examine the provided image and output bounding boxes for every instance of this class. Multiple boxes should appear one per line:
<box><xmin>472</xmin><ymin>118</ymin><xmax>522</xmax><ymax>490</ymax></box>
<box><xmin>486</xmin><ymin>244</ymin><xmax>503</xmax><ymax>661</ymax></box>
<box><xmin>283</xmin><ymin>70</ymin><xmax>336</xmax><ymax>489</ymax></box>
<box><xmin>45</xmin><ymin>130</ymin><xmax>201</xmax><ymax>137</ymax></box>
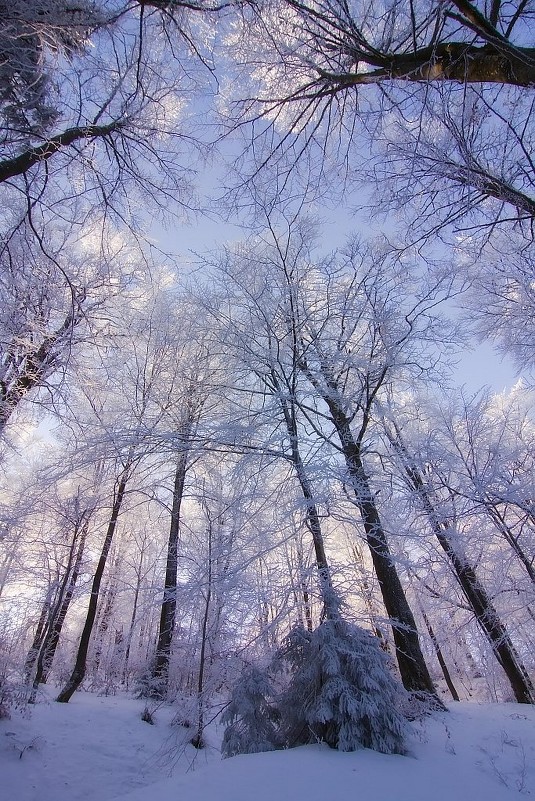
<box><xmin>222</xmin><ymin>619</ymin><xmax>409</xmax><ymax>757</ymax></box>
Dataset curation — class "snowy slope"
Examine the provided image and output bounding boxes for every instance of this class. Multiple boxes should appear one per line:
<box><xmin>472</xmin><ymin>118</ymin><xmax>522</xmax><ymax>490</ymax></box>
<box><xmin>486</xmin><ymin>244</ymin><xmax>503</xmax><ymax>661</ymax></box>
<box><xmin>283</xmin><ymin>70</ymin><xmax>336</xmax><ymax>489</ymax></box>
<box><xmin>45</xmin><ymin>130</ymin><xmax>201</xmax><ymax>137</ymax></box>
<box><xmin>115</xmin><ymin>704</ymin><xmax>535</xmax><ymax>801</ymax></box>
<box><xmin>1</xmin><ymin>691</ymin><xmax>533</xmax><ymax>801</ymax></box>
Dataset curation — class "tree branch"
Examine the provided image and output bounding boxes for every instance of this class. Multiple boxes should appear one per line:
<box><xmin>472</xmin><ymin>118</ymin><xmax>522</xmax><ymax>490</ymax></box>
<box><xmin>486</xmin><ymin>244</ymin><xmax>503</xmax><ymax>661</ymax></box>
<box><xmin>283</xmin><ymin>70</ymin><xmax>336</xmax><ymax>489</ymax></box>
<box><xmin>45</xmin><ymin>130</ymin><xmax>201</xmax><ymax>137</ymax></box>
<box><xmin>316</xmin><ymin>42</ymin><xmax>535</xmax><ymax>87</ymax></box>
<box><xmin>0</xmin><ymin>120</ymin><xmax>126</xmax><ymax>183</ymax></box>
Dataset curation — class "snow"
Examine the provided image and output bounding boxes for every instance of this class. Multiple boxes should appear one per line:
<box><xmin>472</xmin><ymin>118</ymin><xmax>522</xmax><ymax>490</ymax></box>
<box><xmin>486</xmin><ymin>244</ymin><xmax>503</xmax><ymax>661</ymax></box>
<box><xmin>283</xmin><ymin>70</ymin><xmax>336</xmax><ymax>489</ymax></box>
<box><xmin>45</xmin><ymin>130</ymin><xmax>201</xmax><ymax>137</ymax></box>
<box><xmin>1</xmin><ymin>691</ymin><xmax>534</xmax><ymax>801</ymax></box>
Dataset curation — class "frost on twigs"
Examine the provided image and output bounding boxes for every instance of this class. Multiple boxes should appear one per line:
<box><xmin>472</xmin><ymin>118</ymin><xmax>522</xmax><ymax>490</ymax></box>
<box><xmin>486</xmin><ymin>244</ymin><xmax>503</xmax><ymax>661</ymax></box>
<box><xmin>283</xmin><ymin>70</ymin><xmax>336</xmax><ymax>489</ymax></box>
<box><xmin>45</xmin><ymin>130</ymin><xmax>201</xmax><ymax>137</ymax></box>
<box><xmin>222</xmin><ymin>620</ymin><xmax>409</xmax><ymax>757</ymax></box>
<box><xmin>0</xmin><ymin>672</ymin><xmax>34</xmax><ymax>717</ymax></box>
<box><xmin>400</xmin><ymin>689</ymin><xmax>448</xmax><ymax>721</ymax></box>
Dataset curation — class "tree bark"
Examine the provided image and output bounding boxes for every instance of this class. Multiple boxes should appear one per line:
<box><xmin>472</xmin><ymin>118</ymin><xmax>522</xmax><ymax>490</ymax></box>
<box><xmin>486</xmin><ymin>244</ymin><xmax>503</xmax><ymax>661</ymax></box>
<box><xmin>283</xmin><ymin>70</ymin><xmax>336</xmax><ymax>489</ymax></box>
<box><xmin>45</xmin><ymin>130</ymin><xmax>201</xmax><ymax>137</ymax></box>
<box><xmin>151</xmin><ymin>445</ymin><xmax>189</xmax><ymax>695</ymax></box>
<box><xmin>327</xmin><ymin>405</ymin><xmax>439</xmax><ymax>698</ymax></box>
<box><xmin>417</xmin><ymin>604</ymin><xmax>460</xmax><ymax>702</ymax></box>
<box><xmin>483</xmin><ymin>504</ymin><xmax>535</xmax><ymax>584</ymax></box>
<box><xmin>191</xmin><ymin>517</ymin><xmax>214</xmax><ymax>749</ymax></box>
<box><xmin>0</xmin><ymin>121</ymin><xmax>124</xmax><ymax>184</ymax></box>
<box><xmin>122</xmin><ymin>545</ymin><xmax>146</xmax><ymax>687</ymax></box>
<box><xmin>0</xmin><ymin>530</ymin><xmax>20</xmax><ymax>601</ymax></box>
<box><xmin>350</xmin><ymin>544</ymin><xmax>389</xmax><ymax>649</ymax></box>
<box><xmin>315</xmin><ymin>44</ymin><xmax>535</xmax><ymax>88</ymax></box>
<box><xmin>293</xmin><ymin>347</ymin><xmax>439</xmax><ymax>697</ymax></box>
<box><xmin>277</xmin><ymin>383</ymin><xmax>339</xmax><ymax>620</ymax></box>
<box><xmin>92</xmin><ymin>571</ymin><xmax>117</xmax><ymax>677</ymax></box>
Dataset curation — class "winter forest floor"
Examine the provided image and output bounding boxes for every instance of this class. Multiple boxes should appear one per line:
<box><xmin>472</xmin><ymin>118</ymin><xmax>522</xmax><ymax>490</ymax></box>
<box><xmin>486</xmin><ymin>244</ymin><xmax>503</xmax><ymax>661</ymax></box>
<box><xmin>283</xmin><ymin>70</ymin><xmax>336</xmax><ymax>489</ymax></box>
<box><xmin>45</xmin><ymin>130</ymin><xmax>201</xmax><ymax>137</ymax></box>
<box><xmin>1</xmin><ymin>691</ymin><xmax>534</xmax><ymax>801</ymax></box>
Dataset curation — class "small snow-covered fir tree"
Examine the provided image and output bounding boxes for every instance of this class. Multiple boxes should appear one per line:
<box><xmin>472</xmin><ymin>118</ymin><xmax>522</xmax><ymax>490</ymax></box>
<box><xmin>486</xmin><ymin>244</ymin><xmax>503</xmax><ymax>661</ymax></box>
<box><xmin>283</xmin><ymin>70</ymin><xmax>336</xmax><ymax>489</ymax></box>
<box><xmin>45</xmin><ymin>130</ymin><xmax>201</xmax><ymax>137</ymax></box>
<box><xmin>276</xmin><ymin>620</ymin><xmax>408</xmax><ymax>753</ymax></box>
<box><xmin>221</xmin><ymin>665</ymin><xmax>283</xmax><ymax>757</ymax></box>
<box><xmin>222</xmin><ymin>619</ymin><xmax>409</xmax><ymax>757</ymax></box>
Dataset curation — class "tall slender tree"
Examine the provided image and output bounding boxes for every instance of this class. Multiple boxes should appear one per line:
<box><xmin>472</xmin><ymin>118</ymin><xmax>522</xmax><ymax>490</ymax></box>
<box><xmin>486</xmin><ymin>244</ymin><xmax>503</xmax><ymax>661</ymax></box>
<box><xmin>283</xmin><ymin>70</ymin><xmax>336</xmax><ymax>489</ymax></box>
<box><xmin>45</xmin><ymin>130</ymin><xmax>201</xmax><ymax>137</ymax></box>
<box><xmin>205</xmin><ymin>220</ymin><xmax>454</xmax><ymax>700</ymax></box>
<box><xmin>57</xmin><ymin>460</ymin><xmax>133</xmax><ymax>702</ymax></box>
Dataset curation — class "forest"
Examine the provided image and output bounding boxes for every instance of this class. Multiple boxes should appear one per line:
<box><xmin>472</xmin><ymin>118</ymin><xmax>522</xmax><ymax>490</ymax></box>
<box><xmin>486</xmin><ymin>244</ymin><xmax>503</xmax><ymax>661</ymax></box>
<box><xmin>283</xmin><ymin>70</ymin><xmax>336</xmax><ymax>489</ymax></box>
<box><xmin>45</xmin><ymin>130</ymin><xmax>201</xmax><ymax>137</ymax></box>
<box><xmin>0</xmin><ymin>0</ymin><xmax>534</xmax><ymax>776</ymax></box>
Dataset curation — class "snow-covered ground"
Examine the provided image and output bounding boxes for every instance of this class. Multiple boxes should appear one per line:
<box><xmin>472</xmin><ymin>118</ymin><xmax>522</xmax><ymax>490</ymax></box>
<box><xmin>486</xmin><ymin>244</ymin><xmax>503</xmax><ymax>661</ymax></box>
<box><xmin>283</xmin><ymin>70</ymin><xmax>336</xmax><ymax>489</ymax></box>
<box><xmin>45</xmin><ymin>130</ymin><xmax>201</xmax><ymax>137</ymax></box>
<box><xmin>1</xmin><ymin>690</ymin><xmax>534</xmax><ymax>801</ymax></box>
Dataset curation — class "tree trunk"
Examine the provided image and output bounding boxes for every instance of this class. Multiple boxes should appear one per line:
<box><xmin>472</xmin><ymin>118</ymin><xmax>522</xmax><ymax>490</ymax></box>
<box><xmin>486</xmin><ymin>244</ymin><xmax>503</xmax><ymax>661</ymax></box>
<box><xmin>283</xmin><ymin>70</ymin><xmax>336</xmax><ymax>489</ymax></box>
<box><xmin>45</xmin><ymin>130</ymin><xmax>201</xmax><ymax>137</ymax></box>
<box><xmin>122</xmin><ymin>547</ymin><xmax>145</xmax><ymax>687</ymax></box>
<box><xmin>0</xmin><ymin>529</ymin><xmax>21</xmax><ymax>601</ymax></box>
<box><xmin>350</xmin><ymin>543</ymin><xmax>389</xmax><ymax>650</ymax></box>
<box><xmin>483</xmin><ymin>504</ymin><xmax>535</xmax><ymax>584</ymax></box>
<box><xmin>92</xmin><ymin>573</ymin><xmax>117</xmax><ymax>678</ymax></box>
<box><xmin>294</xmin><ymin>352</ymin><xmax>438</xmax><ymax>698</ymax></box>
<box><xmin>276</xmin><ymin>377</ymin><xmax>339</xmax><ymax>620</ymax></box>
<box><xmin>288</xmin><ymin>445</ymin><xmax>339</xmax><ymax>620</ymax></box>
<box><xmin>38</xmin><ymin>520</ymin><xmax>88</xmax><ymax>685</ymax></box>
<box><xmin>390</xmin><ymin>426</ymin><xmax>535</xmax><ymax>704</ymax></box>
<box><xmin>434</xmin><ymin>525</ymin><xmax>534</xmax><ymax>703</ymax></box>
<box><xmin>295</xmin><ymin>543</ymin><xmax>314</xmax><ymax>633</ymax></box>
<box><xmin>24</xmin><ymin>588</ymin><xmax>56</xmax><ymax>682</ymax></box>
<box><xmin>329</xmin><ymin>407</ymin><xmax>439</xmax><ymax>698</ymax></box>
<box><xmin>191</xmin><ymin>517</ymin><xmax>214</xmax><ymax>750</ymax></box>
<box><xmin>151</xmin><ymin>446</ymin><xmax>189</xmax><ymax>695</ymax></box>
<box><xmin>0</xmin><ymin>305</ymin><xmax>83</xmax><ymax>438</ymax></box>
<box><xmin>420</xmin><ymin>608</ymin><xmax>460</xmax><ymax>702</ymax></box>
<box><xmin>56</xmin><ymin>468</ymin><xmax>129</xmax><ymax>703</ymax></box>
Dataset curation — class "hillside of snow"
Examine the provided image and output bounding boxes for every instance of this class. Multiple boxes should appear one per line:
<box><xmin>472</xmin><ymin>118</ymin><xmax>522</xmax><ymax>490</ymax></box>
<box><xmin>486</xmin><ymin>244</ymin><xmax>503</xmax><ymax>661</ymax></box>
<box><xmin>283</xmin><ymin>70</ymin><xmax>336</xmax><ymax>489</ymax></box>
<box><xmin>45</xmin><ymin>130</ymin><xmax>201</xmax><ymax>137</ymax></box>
<box><xmin>1</xmin><ymin>691</ymin><xmax>534</xmax><ymax>801</ymax></box>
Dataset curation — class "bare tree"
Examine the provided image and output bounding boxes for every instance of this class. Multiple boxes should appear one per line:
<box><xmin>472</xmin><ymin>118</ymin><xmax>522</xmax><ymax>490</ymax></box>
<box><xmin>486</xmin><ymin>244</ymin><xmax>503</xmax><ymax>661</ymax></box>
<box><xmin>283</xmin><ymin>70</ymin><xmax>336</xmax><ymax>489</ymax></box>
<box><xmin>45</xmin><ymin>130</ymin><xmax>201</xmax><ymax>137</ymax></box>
<box><xmin>382</xmin><ymin>416</ymin><xmax>534</xmax><ymax>704</ymax></box>
<box><xmin>57</xmin><ymin>459</ymin><xmax>134</xmax><ymax>702</ymax></box>
<box><xmin>150</xmin><ymin>407</ymin><xmax>200</xmax><ymax>695</ymax></box>
<box><xmin>209</xmin><ymin>237</ymin><xmax>341</xmax><ymax>622</ymax></box>
<box><xmin>0</xmin><ymin>0</ymin><xmax>225</xmax><ymax>441</ymax></box>
<box><xmin>0</xmin><ymin>1</ymin><xmax>105</xmax><ymax>143</ymax></box>
<box><xmin>223</xmin><ymin>0</ymin><xmax>534</xmax><ymax>235</ymax></box>
<box><xmin>30</xmin><ymin>498</ymin><xmax>92</xmax><ymax>690</ymax></box>
<box><xmin>461</xmin><ymin>238</ymin><xmax>535</xmax><ymax>373</ymax></box>
<box><xmin>204</xmin><ymin>220</ymin><xmax>455</xmax><ymax>700</ymax></box>
<box><xmin>0</xmin><ymin>218</ymin><xmax>138</xmax><ymax>437</ymax></box>
<box><xmin>0</xmin><ymin>0</ymin><xmax>217</xmax><ymax>187</ymax></box>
